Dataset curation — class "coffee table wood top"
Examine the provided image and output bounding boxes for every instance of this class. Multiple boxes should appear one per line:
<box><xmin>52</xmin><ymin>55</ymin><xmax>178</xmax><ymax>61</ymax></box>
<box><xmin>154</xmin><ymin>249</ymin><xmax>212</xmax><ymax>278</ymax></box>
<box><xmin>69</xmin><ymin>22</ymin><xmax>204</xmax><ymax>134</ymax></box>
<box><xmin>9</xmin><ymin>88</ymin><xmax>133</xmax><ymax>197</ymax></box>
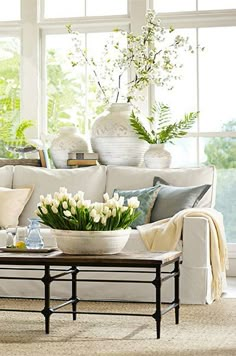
<box><xmin>0</xmin><ymin>250</ymin><xmax>181</xmax><ymax>267</ymax></box>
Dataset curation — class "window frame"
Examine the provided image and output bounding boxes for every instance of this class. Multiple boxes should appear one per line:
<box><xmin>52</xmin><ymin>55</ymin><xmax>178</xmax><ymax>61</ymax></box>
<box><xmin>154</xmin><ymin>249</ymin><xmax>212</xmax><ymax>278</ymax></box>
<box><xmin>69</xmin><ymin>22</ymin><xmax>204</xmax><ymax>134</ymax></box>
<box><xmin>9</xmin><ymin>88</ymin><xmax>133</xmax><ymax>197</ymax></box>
<box><xmin>0</xmin><ymin>0</ymin><xmax>235</xmax><ymax>258</ymax></box>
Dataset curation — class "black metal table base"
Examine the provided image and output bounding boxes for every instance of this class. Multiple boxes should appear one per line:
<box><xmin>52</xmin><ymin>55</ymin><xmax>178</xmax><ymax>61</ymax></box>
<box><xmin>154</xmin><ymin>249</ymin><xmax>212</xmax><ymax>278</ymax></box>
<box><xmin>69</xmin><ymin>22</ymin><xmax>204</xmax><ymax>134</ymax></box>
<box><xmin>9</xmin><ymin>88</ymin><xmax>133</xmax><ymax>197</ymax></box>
<box><xmin>0</xmin><ymin>257</ymin><xmax>180</xmax><ymax>339</ymax></box>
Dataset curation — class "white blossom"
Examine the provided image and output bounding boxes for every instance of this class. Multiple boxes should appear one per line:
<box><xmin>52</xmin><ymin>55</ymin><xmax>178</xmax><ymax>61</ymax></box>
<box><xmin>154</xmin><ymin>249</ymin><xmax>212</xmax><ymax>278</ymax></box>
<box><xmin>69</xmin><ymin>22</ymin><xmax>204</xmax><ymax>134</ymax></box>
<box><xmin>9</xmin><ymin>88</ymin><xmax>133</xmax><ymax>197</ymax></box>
<box><xmin>63</xmin><ymin>210</ymin><xmax>72</xmax><ymax>217</ymax></box>
<box><xmin>41</xmin><ymin>207</ymin><xmax>48</xmax><ymax>214</ymax></box>
<box><xmin>62</xmin><ymin>201</ymin><xmax>68</xmax><ymax>209</ymax></box>
<box><xmin>101</xmin><ymin>216</ymin><xmax>107</xmax><ymax>225</ymax></box>
<box><xmin>71</xmin><ymin>206</ymin><xmax>76</xmax><ymax>215</ymax></box>
<box><xmin>69</xmin><ymin>199</ymin><xmax>77</xmax><ymax>207</ymax></box>
<box><xmin>59</xmin><ymin>187</ymin><xmax>67</xmax><ymax>194</ymax></box>
<box><xmin>103</xmin><ymin>193</ymin><xmax>109</xmax><ymax>202</ymax></box>
<box><xmin>51</xmin><ymin>206</ymin><xmax>58</xmax><ymax>214</ymax></box>
<box><xmin>127</xmin><ymin>197</ymin><xmax>140</xmax><ymax>209</ymax></box>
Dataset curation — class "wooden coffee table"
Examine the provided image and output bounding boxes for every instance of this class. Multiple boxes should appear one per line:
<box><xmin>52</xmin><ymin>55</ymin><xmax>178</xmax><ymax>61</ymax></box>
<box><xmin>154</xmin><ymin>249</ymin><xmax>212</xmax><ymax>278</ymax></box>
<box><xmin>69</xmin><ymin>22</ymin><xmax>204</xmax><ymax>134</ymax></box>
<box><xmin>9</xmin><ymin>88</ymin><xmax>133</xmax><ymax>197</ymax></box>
<box><xmin>0</xmin><ymin>250</ymin><xmax>181</xmax><ymax>339</ymax></box>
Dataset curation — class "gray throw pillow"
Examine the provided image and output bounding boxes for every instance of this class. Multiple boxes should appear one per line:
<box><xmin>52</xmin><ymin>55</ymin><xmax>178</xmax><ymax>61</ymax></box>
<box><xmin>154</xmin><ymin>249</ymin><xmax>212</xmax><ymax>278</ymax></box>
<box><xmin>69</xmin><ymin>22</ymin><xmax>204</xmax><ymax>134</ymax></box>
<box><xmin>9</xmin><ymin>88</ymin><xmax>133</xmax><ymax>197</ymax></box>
<box><xmin>113</xmin><ymin>185</ymin><xmax>161</xmax><ymax>228</ymax></box>
<box><xmin>151</xmin><ymin>176</ymin><xmax>211</xmax><ymax>222</ymax></box>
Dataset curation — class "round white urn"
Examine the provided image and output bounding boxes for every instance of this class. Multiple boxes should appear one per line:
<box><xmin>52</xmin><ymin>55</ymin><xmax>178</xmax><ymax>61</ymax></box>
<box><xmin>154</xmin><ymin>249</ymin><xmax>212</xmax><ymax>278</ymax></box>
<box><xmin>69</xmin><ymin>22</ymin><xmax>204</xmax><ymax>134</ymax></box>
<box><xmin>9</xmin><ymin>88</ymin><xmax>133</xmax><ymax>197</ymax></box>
<box><xmin>51</xmin><ymin>229</ymin><xmax>131</xmax><ymax>255</ymax></box>
<box><xmin>91</xmin><ymin>103</ymin><xmax>148</xmax><ymax>166</ymax></box>
<box><xmin>50</xmin><ymin>127</ymin><xmax>89</xmax><ymax>168</ymax></box>
<box><xmin>144</xmin><ymin>144</ymin><xmax>171</xmax><ymax>169</ymax></box>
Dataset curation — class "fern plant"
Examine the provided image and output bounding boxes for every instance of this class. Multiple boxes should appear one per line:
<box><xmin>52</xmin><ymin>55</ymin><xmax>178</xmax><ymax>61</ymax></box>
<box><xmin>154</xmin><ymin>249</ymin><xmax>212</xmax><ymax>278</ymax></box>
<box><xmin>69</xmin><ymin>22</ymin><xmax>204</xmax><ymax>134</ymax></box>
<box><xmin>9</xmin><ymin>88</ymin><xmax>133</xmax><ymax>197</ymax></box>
<box><xmin>130</xmin><ymin>103</ymin><xmax>198</xmax><ymax>144</ymax></box>
<box><xmin>3</xmin><ymin>119</ymin><xmax>34</xmax><ymax>147</ymax></box>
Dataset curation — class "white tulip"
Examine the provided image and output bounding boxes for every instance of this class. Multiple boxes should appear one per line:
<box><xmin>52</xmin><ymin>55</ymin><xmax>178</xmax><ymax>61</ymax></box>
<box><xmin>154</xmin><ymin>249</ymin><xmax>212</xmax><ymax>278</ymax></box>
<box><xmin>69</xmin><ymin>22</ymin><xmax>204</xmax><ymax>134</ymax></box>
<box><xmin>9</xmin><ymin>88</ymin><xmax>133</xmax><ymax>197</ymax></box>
<box><xmin>62</xmin><ymin>201</ymin><xmax>68</xmax><ymax>209</ymax></box>
<box><xmin>118</xmin><ymin>196</ymin><xmax>125</xmax><ymax>206</ymax></box>
<box><xmin>101</xmin><ymin>216</ymin><xmax>107</xmax><ymax>225</ymax></box>
<box><xmin>111</xmin><ymin>208</ymin><xmax>116</xmax><ymax>217</ymax></box>
<box><xmin>83</xmin><ymin>200</ymin><xmax>91</xmax><ymax>208</ymax></box>
<box><xmin>103</xmin><ymin>193</ymin><xmax>109</xmax><ymax>202</ymax></box>
<box><xmin>93</xmin><ymin>214</ymin><xmax>101</xmax><ymax>223</ymax></box>
<box><xmin>127</xmin><ymin>197</ymin><xmax>140</xmax><ymax>209</ymax></box>
<box><xmin>69</xmin><ymin>199</ymin><xmax>76</xmax><ymax>207</ymax></box>
<box><xmin>51</xmin><ymin>206</ymin><xmax>58</xmax><ymax>214</ymax></box>
<box><xmin>59</xmin><ymin>187</ymin><xmax>67</xmax><ymax>194</ymax></box>
<box><xmin>52</xmin><ymin>199</ymin><xmax>60</xmax><ymax>208</ymax></box>
<box><xmin>113</xmin><ymin>193</ymin><xmax>119</xmax><ymax>201</ymax></box>
<box><xmin>71</xmin><ymin>206</ymin><xmax>76</xmax><ymax>215</ymax></box>
<box><xmin>41</xmin><ymin>207</ymin><xmax>48</xmax><ymax>214</ymax></box>
<box><xmin>74</xmin><ymin>191</ymin><xmax>84</xmax><ymax>201</ymax></box>
<box><xmin>63</xmin><ymin>210</ymin><xmax>72</xmax><ymax>217</ymax></box>
<box><xmin>90</xmin><ymin>208</ymin><xmax>97</xmax><ymax>218</ymax></box>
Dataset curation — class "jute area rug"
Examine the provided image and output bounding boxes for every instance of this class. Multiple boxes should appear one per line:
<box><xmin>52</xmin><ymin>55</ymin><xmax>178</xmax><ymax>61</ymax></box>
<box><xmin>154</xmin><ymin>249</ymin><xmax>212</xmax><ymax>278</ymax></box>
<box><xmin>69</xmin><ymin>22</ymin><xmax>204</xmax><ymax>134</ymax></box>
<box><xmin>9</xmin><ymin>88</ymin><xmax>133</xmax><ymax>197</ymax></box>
<box><xmin>0</xmin><ymin>298</ymin><xmax>235</xmax><ymax>356</ymax></box>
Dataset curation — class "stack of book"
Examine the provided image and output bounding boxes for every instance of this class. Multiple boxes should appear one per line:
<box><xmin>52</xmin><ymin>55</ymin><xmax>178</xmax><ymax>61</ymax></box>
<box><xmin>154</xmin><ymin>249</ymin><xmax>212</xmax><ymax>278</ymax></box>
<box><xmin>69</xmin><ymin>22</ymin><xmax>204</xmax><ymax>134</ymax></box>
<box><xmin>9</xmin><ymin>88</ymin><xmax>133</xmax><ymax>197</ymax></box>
<box><xmin>67</xmin><ymin>152</ymin><xmax>99</xmax><ymax>168</ymax></box>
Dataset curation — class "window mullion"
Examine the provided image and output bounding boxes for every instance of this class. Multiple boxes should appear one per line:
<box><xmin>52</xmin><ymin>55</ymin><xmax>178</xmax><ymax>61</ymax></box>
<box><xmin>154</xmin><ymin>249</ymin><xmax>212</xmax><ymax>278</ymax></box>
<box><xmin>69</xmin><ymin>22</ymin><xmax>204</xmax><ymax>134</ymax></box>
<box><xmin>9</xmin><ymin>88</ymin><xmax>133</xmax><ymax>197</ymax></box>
<box><xmin>21</xmin><ymin>0</ymin><xmax>40</xmax><ymax>138</ymax></box>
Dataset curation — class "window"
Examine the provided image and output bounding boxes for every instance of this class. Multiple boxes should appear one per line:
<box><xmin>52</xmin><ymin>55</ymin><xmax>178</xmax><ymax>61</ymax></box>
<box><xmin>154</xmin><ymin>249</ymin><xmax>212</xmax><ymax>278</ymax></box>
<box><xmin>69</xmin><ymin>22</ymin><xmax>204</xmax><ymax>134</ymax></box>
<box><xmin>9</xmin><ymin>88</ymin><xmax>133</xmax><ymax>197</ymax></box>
<box><xmin>0</xmin><ymin>1</ymin><xmax>235</xmax><ymax>247</ymax></box>
<box><xmin>42</xmin><ymin>0</ymin><xmax>129</xmax><ymax>135</ymax></box>
<box><xmin>0</xmin><ymin>0</ymin><xmax>20</xmax><ymax>21</ymax></box>
<box><xmin>44</xmin><ymin>0</ymin><xmax>127</xmax><ymax>18</ymax></box>
<box><xmin>0</xmin><ymin>36</ymin><xmax>20</xmax><ymax>157</ymax></box>
<box><xmin>154</xmin><ymin>1</ymin><xmax>236</xmax><ymax>243</ymax></box>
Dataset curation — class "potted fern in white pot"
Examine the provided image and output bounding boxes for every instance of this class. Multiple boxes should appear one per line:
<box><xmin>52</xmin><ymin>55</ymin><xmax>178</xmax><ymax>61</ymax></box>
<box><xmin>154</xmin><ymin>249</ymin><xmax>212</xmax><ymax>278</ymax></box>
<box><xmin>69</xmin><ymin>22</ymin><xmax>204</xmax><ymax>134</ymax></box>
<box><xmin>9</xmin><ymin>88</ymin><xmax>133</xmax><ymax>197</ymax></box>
<box><xmin>130</xmin><ymin>103</ymin><xmax>198</xmax><ymax>168</ymax></box>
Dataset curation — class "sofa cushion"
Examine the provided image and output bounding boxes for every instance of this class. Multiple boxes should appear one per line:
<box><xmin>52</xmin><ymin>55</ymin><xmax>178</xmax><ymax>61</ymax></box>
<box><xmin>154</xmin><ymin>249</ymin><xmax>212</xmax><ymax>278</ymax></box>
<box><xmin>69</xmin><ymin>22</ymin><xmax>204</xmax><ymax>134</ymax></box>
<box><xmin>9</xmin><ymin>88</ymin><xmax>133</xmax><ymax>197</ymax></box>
<box><xmin>151</xmin><ymin>177</ymin><xmax>211</xmax><ymax>221</ymax></box>
<box><xmin>13</xmin><ymin>165</ymin><xmax>107</xmax><ymax>226</ymax></box>
<box><xmin>113</xmin><ymin>185</ymin><xmax>161</xmax><ymax>228</ymax></box>
<box><xmin>0</xmin><ymin>187</ymin><xmax>33</xmax><ymax>228</ymax></box>
<box><xmin>106</xmin><ymin>165</ymin><xmax>216</xmax><ymax>208</ymax></box>
<box><xmin>0</xmin><ymin>166</ymin><xmax>14</xmax><ymax>188</ymax></box>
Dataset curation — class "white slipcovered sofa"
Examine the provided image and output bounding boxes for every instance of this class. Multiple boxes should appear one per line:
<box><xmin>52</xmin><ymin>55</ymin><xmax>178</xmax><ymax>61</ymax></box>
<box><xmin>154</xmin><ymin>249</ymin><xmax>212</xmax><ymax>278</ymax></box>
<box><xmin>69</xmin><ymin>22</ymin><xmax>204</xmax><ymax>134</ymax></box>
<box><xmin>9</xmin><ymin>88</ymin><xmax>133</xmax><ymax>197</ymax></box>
<box><xmin>0</xmin><ymin>164</ymin><xmax>225</xmax><ymax>304</ymax></box>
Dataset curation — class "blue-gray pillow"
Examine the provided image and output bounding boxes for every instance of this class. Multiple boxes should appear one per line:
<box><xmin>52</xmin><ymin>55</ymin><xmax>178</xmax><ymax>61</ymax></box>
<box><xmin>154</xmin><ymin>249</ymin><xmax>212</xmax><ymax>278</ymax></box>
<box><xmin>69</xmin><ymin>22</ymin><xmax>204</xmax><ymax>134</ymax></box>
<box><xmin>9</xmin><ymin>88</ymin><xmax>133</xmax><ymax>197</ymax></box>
<box><xmin>151</xmin><ymin>176</ymin><xmax>211</xmax><ymax>222</ymax></box>
<box><xmin>113</xmin><ymin>185</ymin><xmax>161</xmax><ymax>228</ymax></box>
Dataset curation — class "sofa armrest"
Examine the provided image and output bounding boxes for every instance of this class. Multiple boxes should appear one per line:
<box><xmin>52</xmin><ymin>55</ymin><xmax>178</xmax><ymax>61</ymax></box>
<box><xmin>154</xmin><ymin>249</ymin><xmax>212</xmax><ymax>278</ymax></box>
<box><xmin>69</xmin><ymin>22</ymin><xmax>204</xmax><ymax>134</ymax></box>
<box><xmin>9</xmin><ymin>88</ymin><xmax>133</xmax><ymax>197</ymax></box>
<box><xmin>182</xmin><ymin>216</ymin><xmax>210</xmax><ymax>268</ymax></box>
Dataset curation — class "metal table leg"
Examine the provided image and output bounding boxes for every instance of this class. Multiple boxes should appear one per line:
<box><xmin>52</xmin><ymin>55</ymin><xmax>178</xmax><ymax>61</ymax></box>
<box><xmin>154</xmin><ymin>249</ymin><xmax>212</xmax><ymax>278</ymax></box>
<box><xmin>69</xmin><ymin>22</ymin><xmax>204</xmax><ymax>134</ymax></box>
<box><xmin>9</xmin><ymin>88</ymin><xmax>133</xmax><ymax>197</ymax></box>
<box><xmin>152</xmin><ymin>266</ymin><xmax>161</xmax><ymax>339</ymax></box>
<box><xmin>174</xmin><ymin>260</ymin><xmax>180</xmax><ymax>324</ymax></box>
<box><xmin>41</xmin><ymin>265</ymin><xmax>52</xmax><ymax>334</ymax></box>
<box><xmin>71</xmin><ymin>265</ymin><xmax>79</xmax><ymax>321</ymax></box>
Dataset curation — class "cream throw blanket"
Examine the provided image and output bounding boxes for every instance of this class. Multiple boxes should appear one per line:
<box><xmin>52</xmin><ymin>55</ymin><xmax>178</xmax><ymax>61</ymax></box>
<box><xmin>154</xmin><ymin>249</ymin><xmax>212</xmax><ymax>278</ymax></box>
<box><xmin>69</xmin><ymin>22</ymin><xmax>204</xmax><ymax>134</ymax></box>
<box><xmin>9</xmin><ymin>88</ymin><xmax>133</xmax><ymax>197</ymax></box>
<box><xmin>137</xmin><ymin>208</ymin><xmax>228</xmax><ymax>300</ymax></box>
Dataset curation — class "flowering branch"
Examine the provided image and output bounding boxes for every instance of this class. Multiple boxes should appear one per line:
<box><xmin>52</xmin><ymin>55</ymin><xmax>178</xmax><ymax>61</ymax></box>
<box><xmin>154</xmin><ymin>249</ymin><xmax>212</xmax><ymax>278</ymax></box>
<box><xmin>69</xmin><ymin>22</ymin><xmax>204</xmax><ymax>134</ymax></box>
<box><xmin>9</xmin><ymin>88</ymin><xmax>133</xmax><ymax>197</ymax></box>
<box><xmin>67</xmin><ymin>10</ymin><xmax>193</xmax><ymax>105</ymax></box>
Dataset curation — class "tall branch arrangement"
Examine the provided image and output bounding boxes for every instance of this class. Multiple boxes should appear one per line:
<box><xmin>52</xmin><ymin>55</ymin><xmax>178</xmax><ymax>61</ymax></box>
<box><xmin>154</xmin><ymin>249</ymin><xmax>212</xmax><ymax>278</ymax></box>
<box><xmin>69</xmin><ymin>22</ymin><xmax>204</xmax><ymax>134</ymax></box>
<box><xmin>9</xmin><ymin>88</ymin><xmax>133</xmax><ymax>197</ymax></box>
<box><xmin>67</xmin><ymin>9</ymin><xmax>193</xmax><ymax>105</ymax></box>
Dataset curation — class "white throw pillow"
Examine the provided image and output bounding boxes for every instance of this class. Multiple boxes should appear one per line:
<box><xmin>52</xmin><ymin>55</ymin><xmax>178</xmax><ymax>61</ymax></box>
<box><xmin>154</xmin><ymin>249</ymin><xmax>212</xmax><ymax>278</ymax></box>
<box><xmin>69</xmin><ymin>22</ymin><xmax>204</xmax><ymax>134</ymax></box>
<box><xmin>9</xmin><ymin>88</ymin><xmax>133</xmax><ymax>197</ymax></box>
<box><xmin>0</xmin><ymin>187</ymin><xmax>33</xmax><ymax>228</ymax></box>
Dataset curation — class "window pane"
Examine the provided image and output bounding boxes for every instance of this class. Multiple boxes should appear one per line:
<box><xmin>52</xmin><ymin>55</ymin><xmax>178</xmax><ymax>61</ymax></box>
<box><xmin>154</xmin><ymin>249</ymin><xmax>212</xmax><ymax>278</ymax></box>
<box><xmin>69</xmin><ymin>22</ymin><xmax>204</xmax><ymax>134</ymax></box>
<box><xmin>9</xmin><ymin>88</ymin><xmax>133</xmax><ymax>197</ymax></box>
<box><xmin>155</xmin><ymin>29</ymin><xmax>197</xmax><ymax>128</ymax></box>
<box><xmin>46</xmin><ymin>34</ymin><xmax>86</xmax><ymax>134</ymax></box>
<box><xmin>198</xmin><ymin>0</ymin><xmax>236</xmax><ymax>10</ymax></box>
<box><xmin>167</xmin><ymin>137</ymin><xmax>198</xmax><ymax>168</ymax></box>
<box><xmin>0</xmin><ymin>37</ymin><xmax>20</xmax><ymax>158</ymax></box>
<box><xmin>199</xmin><ymin>27</ymin><xmax>236</xmax><ymax>132</ymax></box>
<box><xmin>154</xmin><ymin>0</ymin><xmax>196</xmax><ymax>12</ymax></box>
<box><xmin>86</xmin><ymin>0</ymin><xmax>127</xmax><ymax>16</ymax></box>
<box><xmin>201</xmin><ymin>137</ymin><xmax>236</xmax><ymax>243</ymax></box>
<box><xmin>0</xmin><ymin>0</ymin><xmax>20</xmax><ymax>21</ymax></box>
<box><xmin>46</xmin><ymin>31</ymin><xmax>125</xmax><ymax>134</ymax></box>
<box><xmin>44</xmin><ymin>0</ymin><xmax>85</xmax><ymax>18</ymax></box>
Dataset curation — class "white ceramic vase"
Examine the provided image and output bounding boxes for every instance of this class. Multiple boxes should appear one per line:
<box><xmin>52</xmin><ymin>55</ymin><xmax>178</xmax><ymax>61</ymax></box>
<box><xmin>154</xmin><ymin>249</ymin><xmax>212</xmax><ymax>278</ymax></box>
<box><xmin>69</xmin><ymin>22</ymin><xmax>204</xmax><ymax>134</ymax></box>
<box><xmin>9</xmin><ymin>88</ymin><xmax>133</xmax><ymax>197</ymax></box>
<box><xmin>144</xmin><ymin>143</ymin><xmax>171</xmax><ymax>169</ymax></box>
<box><xmin>51</xmin><ymin>229</ymin><xmax>130</xmax><ymax>255</ymax></box>
<box><xmin>50</xmin><ymin>127</ymin><xmax>89</xmax><ymax>168</ymax></box>
<box><xmin>91</xmin><ymin>103</ymin><xmax>148</xmax><ymax>166</ymax></box>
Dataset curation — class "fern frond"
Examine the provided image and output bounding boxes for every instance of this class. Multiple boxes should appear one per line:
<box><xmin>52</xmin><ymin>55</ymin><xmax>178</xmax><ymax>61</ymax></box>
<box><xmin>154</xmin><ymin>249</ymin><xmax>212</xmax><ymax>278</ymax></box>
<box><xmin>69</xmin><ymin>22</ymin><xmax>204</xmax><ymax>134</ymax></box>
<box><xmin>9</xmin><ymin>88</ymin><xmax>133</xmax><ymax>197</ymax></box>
<box><xmin>130</xmin><ymin>111</ymin><xmax>153</xmax><ymax>144</ymax></box>
<box><xmin>15</xmin><ymin>120</ymin><xmax>34</xmax><ymax>140</ymax></box>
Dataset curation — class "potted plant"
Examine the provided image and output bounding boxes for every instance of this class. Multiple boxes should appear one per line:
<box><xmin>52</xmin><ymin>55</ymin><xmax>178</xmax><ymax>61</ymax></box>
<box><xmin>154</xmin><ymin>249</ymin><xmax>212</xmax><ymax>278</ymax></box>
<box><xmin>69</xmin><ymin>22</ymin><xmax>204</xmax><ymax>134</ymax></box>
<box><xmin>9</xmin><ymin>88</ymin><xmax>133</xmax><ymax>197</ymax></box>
<box><xmin>67</xmin><ymin>9</ymin><xmax>193</xmax><ymax>166</ymax></box>
<box><xmin>2</xmin><ymin>119</ymin><xmax>36</xmax><ymax>158</ymax></box>
<box><xmin>130</xmin><ymin>102</ymin><xmax>198</xmax><ymax>168</ymax></box>
<box><xmin>36</xmin><ymin>187</ymin><xmax>140</xmax><ymax>254</ymax></box>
